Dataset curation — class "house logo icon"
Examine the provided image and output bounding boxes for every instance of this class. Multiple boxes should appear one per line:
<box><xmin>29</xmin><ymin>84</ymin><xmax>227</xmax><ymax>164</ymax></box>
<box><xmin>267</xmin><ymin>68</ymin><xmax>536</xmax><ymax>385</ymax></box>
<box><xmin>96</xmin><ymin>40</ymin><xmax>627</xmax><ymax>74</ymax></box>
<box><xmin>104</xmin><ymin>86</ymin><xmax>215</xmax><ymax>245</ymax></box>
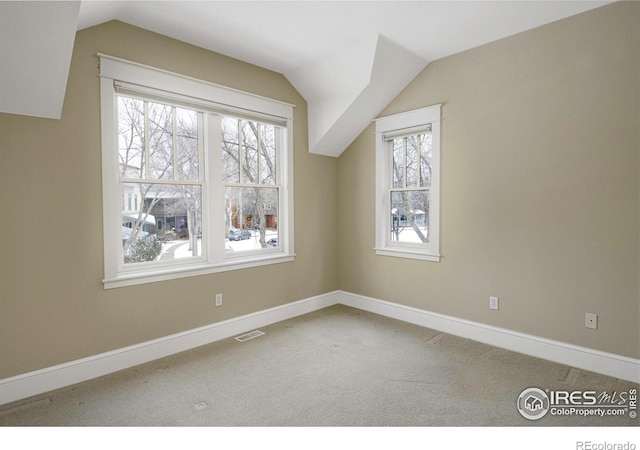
<box><xmin>517</xmin><ymin>388</ymin><xmax>550</xmax><ymax>420</ymax></box>
<box><xmin>525</xmin><ymin>395</ymin><xmax>543</xmax><ymax>411</ymax></box>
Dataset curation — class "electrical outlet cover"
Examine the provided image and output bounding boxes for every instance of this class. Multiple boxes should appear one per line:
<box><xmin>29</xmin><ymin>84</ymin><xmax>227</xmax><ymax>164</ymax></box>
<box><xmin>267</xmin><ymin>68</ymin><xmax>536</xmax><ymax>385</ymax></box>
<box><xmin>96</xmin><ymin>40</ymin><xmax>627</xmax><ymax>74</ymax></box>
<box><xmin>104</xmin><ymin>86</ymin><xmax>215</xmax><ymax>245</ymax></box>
<box><xmin>585</xmin><ymin>313</ymin><xmax>597</xmax><ymax>329</ymax></box>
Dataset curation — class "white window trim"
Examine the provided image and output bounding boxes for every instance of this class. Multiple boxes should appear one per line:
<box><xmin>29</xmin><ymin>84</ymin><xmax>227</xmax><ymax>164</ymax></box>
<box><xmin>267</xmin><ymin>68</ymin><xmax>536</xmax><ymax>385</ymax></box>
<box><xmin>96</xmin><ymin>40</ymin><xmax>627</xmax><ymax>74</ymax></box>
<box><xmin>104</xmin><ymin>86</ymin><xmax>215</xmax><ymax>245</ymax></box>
<box><xmin>99</xmin><ymin>54</ymin><xmax>295</xmax><ymax>289</ymax></box>
<box><xmin>374</xmin><ymin>105</ymin><xmax>441</xmax><ymax>262</ymax></box>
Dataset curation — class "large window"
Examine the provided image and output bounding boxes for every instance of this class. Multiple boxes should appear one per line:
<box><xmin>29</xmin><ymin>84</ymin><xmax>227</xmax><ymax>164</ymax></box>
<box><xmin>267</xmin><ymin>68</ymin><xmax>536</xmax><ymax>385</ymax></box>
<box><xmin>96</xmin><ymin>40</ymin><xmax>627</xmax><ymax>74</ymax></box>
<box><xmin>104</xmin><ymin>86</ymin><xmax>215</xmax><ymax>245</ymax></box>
<box><xmin>375</xmin><ymin>105</ymin><xmax>441</xmax><ymax>261</ymax></box>
<box><xmin>100</xmin><ymin>55</ymin><xmax>294</xmax><ymax>288</ymax></box>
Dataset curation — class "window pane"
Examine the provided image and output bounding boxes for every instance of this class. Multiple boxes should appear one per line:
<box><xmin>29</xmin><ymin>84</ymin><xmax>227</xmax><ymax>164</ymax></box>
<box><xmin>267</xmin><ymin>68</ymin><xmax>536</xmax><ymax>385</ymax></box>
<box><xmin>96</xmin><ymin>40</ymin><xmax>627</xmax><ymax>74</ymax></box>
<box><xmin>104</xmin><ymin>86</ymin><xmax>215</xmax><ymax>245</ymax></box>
<box><xmin>117</xmin><ymin>96</ymin><xmax>145</xmax><ymax>178</ymax></box>
<box><xmin>420</xmin><ymin>131</ymin><xmax>432</xmax><ymax>188</ymax></box>
<box><xmin>176</xmin><ymin>108</ymin><xmax>200</xmax><ymax>181</ymax></box>
<box><xmin>390</xmin><ymin>190</ymin><xmax>429</xmax><ymax>244</ymax></box>
<box><xmin>225</xmin><ymin>186</ymin><xmax>279</xmax><ymax>252</ymax></box>
<box><xmin>260</xmin><ymin>124</ymin><xmax>277</xmax><ymax>185</ymax></box>
<box><xmin>221</xmin><ymin>116</ymin><xmax>240</xmax><ymax>183</ymax></box>
<box><xmin>406</xmin><ymin>135</ymin><xmax>418</xmax><ymax>187</ymax></box>
<box><xmin>148</xmin><ymin>102</ymin><xmax>174</xmax><ymax>180</ymax></box>
<box><xmin>122</xmin><ymin>183</ymin><xmax>202</xmax><ymax>264</ymax></box>
<box><xmin>393</xmin><ymin>138</ymin><xmax>405</xmax><ymax>188</ymax></box>
<box><xmin>241</xmin><ymin>120</ymin><xmax>258</xmax><ymax>183</ymax></box>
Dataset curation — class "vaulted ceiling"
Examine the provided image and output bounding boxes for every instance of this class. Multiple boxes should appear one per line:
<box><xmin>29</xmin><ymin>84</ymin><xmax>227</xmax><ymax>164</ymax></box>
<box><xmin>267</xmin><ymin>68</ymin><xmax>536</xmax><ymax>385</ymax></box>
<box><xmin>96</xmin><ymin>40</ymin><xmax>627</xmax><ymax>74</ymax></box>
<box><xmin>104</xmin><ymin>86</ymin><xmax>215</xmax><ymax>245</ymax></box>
<box><xmin>0</xmin><ymin>1</ymin><xmax>610</xmax><ymax>157</ymax></box>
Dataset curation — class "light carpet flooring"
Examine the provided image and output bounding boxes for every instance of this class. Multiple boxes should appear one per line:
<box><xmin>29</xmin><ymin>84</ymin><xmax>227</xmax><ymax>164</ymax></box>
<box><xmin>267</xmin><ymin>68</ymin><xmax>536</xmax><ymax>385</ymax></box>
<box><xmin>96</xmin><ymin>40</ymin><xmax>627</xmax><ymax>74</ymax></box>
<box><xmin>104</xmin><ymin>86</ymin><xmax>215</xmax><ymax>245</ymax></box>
<box><xmin>1</xmin><ymin>304</ymin><xmax>638</xmax><ymax>426</ymax></box>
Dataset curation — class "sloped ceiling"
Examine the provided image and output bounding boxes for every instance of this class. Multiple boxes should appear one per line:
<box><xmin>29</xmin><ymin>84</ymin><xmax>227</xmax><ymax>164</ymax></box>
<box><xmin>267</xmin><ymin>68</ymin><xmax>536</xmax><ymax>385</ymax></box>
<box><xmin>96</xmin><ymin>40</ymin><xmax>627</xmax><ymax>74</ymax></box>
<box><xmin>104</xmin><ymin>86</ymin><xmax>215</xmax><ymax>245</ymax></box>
<box><xmin>0</xmin><ymin>1</ymin><xmax>79</xmax><ymax>119</ymax></box>
<box><xmin>1</xmin><ymin>1</ymin><xmax>610</xmax><ymax>156</ymax></box>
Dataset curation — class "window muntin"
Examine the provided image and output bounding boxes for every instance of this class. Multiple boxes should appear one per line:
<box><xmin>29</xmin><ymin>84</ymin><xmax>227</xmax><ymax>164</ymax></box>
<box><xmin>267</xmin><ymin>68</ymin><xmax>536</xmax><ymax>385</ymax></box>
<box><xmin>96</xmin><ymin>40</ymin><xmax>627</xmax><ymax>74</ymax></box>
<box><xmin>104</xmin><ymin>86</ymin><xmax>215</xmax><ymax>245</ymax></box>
<box><xmin>375</xmin><ymin>105</ymin><xmax>441</xmax><ymax>262</ymax></box>
<box><xmin>100</xmin><ymin>54</ymin><xmax>294</xmax><ymax>288</ymax></box>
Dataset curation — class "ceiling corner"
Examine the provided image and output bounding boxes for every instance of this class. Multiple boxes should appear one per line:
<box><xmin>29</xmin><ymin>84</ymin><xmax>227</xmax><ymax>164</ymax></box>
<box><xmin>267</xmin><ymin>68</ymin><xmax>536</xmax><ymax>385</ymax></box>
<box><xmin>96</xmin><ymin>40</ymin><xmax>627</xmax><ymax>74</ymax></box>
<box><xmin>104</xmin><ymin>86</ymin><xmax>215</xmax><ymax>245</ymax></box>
<box><xmin>308</xmin><ymin>35</ymin><xmax>427</xmax><ymax>158</ymax></box>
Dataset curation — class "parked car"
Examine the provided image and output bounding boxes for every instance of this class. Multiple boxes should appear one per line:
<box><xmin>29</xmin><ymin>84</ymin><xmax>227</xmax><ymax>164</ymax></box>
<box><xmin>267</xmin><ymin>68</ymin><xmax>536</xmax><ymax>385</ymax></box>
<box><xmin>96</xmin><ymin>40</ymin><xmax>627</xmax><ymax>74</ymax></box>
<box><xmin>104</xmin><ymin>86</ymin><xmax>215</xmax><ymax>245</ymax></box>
<box><xmin>267</xmin><ymin>238</ymin><xmax>278</xmax><ymax>247</ymax></box>
<box><xmin>228</xmin><ymin>228</ymin><xmax>251</xmax><ymax>241</ymax></box>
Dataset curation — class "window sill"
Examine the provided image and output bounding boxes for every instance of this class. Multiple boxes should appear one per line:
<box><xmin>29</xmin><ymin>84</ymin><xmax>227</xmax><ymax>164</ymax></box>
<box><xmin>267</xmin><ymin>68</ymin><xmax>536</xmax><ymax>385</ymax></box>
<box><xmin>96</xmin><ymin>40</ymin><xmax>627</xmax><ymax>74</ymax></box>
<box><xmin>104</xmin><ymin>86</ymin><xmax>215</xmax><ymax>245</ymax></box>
<box><xmin>375</xmin><ymin>247</ymin><xmax>440</xmax><ymax>262</ymax></box>
<box><xmin>103</xmin><ymin>253</ymin><xmax>295</xmax><ymax>289</ymax></box>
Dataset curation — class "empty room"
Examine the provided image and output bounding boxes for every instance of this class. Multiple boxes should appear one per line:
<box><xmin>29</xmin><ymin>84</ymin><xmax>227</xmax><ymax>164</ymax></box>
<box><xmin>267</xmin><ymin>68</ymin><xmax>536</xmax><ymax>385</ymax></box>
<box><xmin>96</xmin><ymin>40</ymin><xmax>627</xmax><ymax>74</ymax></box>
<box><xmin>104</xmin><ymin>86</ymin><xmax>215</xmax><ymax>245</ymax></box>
<box><xmin>0</xmin><ymin>0</ymin><xmax>638</xmax><ymax>445</ymax></box>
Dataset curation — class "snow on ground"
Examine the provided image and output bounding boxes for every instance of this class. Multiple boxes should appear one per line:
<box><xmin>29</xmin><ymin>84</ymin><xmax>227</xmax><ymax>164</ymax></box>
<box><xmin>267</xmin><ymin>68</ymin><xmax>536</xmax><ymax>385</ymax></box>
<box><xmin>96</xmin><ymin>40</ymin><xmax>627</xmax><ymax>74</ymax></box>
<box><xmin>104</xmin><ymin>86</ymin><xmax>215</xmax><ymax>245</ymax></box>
<box><xmin>161</xmin><ymin>229</ymin><xmax>278</xmax><ymax>259</ymax></box>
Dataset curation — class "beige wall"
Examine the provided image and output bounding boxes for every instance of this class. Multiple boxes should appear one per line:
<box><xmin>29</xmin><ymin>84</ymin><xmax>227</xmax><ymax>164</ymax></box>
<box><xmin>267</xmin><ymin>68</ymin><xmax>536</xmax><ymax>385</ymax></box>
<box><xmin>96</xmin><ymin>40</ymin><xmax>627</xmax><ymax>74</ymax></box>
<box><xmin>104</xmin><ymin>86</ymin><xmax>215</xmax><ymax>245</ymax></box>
<box><xmin>0</xmin><ymin>21</ymin><xmax>338</xmax><ymax>379</ymax></box>
<box><xmin>338</xmin><ymin>2</ymin><xmax>640</xmax><ymax>358</ymax></box>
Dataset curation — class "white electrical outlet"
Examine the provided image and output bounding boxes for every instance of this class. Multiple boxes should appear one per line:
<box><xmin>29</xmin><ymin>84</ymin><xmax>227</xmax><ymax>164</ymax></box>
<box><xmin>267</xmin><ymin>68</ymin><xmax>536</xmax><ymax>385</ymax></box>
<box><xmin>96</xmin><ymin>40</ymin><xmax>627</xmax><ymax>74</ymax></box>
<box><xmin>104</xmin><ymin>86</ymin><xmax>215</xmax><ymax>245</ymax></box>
<box><xmin>585</xmin><ymin>313</ymin><xmax>597</xmax><ymax>329</ymax></box>
<box><xmin>215</xmin><ymin>293</ymin><xmax>223</xmax><ymax>307</ymax></box>
<box><xmin>489</xmin><ymin>296</ymin><xmax>499</xmax><ymax>310</ymax></box>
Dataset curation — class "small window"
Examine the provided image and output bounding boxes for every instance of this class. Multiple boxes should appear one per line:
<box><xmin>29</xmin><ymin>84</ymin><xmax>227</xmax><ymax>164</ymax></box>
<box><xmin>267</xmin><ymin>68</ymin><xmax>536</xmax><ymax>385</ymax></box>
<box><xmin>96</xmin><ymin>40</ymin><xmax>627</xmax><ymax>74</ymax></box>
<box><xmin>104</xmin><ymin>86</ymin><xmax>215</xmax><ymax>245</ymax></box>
<box><xmin>375</xmin><ymin>105</ymin><xmax>441</xmax><ymax>261</ymax></box>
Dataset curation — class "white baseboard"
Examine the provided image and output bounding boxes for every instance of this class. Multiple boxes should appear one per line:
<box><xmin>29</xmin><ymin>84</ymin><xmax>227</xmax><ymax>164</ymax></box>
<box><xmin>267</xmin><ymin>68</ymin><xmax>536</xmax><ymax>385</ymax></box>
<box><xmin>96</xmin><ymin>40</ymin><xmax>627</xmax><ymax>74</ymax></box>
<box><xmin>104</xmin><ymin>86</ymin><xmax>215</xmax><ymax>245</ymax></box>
<box><xmin>335</xmin><ymin>290</ymin><xmax>640</xmax><ymax>384</ymax></box>
<box><xmin>2</xmin><ymin>289</ymin><xmax>637</xmax><ymax>407</ymax></box>
<box><xmin>0</xmin><ymin>292</ymin><xmax>339</xmax><ymax>407</ymax></box>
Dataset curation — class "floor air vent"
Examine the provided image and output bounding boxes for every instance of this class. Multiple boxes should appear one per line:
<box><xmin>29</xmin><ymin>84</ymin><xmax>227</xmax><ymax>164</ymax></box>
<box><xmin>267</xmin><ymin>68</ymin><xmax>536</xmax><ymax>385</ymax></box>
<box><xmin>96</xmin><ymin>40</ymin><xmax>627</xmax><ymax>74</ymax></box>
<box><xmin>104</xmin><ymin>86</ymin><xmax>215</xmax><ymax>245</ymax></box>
<box><xmin>234</xmin><ymin>330</ymin><xmax>265</xmax><ymax>342</ymax></box>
